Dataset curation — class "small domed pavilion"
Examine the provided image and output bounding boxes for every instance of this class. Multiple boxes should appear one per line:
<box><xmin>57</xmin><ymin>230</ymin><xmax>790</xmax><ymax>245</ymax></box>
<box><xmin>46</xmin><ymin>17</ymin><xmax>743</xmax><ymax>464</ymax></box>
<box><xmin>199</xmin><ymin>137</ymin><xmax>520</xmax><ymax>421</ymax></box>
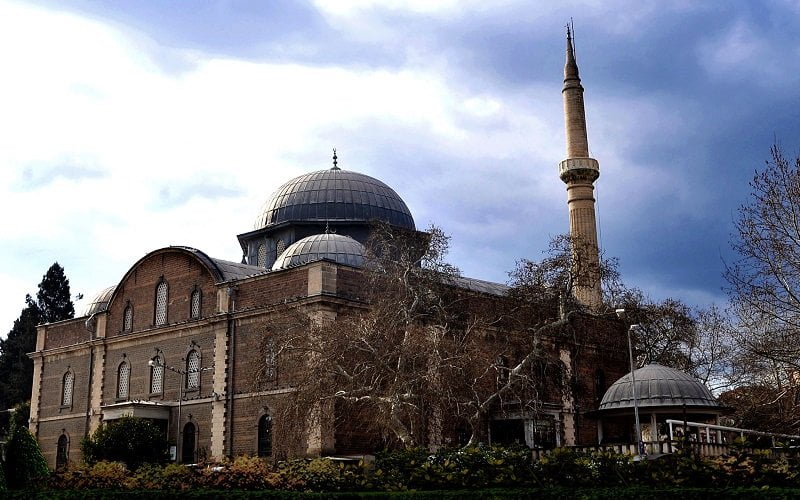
<box><xmin>592</xmin><ymin>363</ymin><xmax>728</xmax><ymax>446</ymax></box>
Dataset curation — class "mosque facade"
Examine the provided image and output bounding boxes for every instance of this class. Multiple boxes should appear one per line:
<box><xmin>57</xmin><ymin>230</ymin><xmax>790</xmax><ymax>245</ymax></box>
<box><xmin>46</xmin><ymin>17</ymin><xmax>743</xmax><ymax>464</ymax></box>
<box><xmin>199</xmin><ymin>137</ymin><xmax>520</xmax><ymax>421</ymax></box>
<box><xmin>27</xmin><ymin>32</ymin><xmax>672</xmax><ymax>469</ymax></box>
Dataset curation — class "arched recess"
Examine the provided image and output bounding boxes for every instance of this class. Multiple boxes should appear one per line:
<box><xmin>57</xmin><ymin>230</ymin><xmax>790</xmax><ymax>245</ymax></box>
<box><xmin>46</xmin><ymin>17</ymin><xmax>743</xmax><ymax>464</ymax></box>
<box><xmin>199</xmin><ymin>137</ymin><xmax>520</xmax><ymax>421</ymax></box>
<box><xmin>257</xmin><ymin>409</ymin><xmax>273</xmax><ymax>457</ymax></box>
<box><xmin>61</xmin><ymin>367</ymin><xmax>75</xmax><ymax>407</ymax></box>
<box><xmin>150</xmin><ymin>351</ymin><xmax>165</xmax><ymax>395</ymax></box>
<box><xmin>56</xmin><ymin>432</ymin><xmax>69</xmax><ymax>470</ymax></box>
<box><xmin>154</xmin><ymin>278</ymin><xmax>169</xmax><ymax>326</ymax></box>
<box><xmin>182</xmin><ymin>421</ymin><xmax>197</xmax><ymax>464</ymax></box>
<box><xmin>116</xmin><ymin>357</ymin><xmax>131</xmax><ymax>400</ymax></box>
<box><xmin>189</xmin><ymin>286</ymin><xmax>202</xmax><ymax>319</ymax></box>
<box><xmin>185</xmin><ymin>344</ymin><xmax>202</xmax><ymax>391</ymax></box>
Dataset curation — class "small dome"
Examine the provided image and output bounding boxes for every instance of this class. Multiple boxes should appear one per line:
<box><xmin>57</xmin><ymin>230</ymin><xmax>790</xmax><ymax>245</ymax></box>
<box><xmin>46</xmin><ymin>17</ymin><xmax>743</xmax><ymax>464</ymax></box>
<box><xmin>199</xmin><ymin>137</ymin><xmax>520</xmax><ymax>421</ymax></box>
<box><xmin>272</xmin><ymin>233</ymin><xmax>365</xmax><ymax>270</ymax></box>
<box><xmin>599</xmin><ymin>363</ymin><xmax>721</xmax><ymax>411</ymax></box>
<box><xmin>82</xmin><ymin>286</ymin><xmax>116</xmax><ymax>316</ymax></box>
<box><xmin>255</xmin><ymin>168</ymin><xmax>415</xmax><ymax>230</ymax></box>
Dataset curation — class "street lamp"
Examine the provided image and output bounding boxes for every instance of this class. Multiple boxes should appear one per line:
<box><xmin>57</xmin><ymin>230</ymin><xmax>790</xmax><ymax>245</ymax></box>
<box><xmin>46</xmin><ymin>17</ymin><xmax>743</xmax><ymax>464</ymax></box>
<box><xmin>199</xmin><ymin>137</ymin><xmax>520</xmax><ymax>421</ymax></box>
<box><xmin>615</xmin><ymin>309</ymin><xmax>645</xmax><ymax>460</ymax></box>
<box><xmin>627</xmin><ymin>324</ymin><xmax>645</xmax><ymax>460</ymax></box>
<box><xmin>148</xmin><ymin>357</ymin><xmax>213</xmax><ymax>462</ymax></box>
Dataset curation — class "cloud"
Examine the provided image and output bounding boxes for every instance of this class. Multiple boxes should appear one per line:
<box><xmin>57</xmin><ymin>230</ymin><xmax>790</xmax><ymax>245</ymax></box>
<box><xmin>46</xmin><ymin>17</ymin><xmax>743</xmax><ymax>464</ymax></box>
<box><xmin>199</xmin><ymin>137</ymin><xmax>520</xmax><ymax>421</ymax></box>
<box><xmin>16</xmin><ymin>162</ymin><xmax>107</xmax><ymax>191</ymax></box>
<box><xmin>154</xmin><ymin>179</ymin><xmax>241</xmax><ymax>209</ymax></box>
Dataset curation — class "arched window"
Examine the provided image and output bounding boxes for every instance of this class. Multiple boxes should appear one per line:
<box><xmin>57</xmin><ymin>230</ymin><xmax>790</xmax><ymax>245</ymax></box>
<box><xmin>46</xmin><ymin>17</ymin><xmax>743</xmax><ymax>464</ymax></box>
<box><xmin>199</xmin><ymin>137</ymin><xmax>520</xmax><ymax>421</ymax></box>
<box><xmin>495</xmin><ymin>355</ymin><xmax>509</xmax><ymax>387</ymax></box>
<box><xmin>61</xmin><ymin>370</ymin><xmax>74</xmax><ymax>406</ymax></box>
<box><xmin>123</xmin><ymin>304</ymin><xmax>133</xmax><ymax>332</ymax></box>
<box><xmin>186</xmin><ymin>349</ymin><xmax>200</xmax><ymax>390</ymax></box>
<box><xmin>182</xmin><ymin>422</ymin><xmax>196</xmax><ymax>464</ymax></box>
<box><xmin>265</xmin><ymin>340</ymin><xmax>277</xmax><ymax>383</ymax></box>
<box><xmin>117</xmin><ymin>360</ymin><xmax>130</xmax><ymax>400</ymax></box>
<box><xmin>150</xmin><ymin>356</ymin><xmax>164</xmax><ymax>394</ymax></box>
<box><xmin>257</xmin><ymin>414</ymin><xmax>272</xmax><ymax>457</ymax></box>
<box><xmin>594</xmin><ymin>369</ymin><xmax>606</xmax><ymax>402</ymax></box>
<box><xmin>155</xmin><ymin>280</ymin><xmax>168</xmax><ymax>326</ymax></box>
<box><xmin>190</xmin><ymin>288</ymin><xmax>202</xmax><ymax>319</ymax></box>
<box><xmin>56</xmin><ymin>434</ymin><xmax>69</xmax><ymax>469</ymax></box>
<box><xmin>257</xmin><ymin>244</ymin><xmax>267</xmax><ymax>268</ymax></box>
<box><xmin>275</xmin><ymin>239</ymin><xmax>286</xmax><ymax>257</ymax></box>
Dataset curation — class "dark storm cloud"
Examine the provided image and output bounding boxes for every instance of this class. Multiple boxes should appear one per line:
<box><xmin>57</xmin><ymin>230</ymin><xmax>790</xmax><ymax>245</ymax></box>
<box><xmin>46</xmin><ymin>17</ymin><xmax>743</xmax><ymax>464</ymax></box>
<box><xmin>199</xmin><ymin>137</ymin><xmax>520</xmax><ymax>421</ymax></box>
<box><xmin>17</xmin><ymin>163</ymin><xmax>107</xmax><ymax>191</ymax></box>
<box><xmin>26</xmin><ymin>0</ymin><xmax>800</xmax><ymax>306</ymax></box>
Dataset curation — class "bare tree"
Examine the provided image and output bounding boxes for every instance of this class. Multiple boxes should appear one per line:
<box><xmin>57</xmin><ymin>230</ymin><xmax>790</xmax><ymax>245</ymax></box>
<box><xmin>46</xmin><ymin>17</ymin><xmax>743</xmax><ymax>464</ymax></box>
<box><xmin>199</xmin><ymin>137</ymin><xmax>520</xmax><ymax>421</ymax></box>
<box><xmin>726</xmin><ymin>144</ymin><xmax>800</xmax><ymax>369</ymax></box>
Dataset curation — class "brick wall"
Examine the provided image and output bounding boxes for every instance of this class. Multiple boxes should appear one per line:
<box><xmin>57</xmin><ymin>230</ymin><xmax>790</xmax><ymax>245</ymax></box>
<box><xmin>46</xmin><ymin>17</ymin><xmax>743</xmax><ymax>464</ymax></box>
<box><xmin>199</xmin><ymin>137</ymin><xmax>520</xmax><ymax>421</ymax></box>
<box><xmin>107</xmin><ymin>250</ymin><xmax>218</xmax><ymax>338</ymax></box>
<box><xmin>236</xmin><ymin>267</ymin><xmax>308</xmax><ymax>311</ymax></box>
<box><xmin>38</xmin><ymin>350</ymin><xmax>91</xmax><ymax>419</ymax></box>
<box><xmin>43</xmin><ymin>319</ymin><xmax>89</xmax><ymax>350</ymax></box>
<box><xmin>103</xmin><ymin>325</ymin><xmax>217</xmax><ymax>404</ymax></box>
<box><xmin>38</xmin><ymin>417</ymin><xmax>85</xmax><ymax>469</ymax></box>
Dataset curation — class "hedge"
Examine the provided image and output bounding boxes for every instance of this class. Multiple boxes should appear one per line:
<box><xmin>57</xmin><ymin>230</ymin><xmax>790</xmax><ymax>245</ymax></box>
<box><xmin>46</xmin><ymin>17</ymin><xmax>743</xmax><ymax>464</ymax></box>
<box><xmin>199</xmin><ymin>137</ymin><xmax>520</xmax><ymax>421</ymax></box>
<box><xmin>39</xmin><ymin>446</ymin><xmax>800</xmax><ymax>494</ymax></box>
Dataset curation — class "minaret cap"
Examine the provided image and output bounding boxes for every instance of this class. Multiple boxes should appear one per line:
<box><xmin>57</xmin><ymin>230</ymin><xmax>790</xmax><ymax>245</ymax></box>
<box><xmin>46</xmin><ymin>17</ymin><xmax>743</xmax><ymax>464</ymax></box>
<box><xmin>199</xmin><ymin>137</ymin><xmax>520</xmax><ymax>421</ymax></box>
<box><xmin>563</xmin><ymin>24</ymin><xmax>582</xmax><ymax>90</ymax></box>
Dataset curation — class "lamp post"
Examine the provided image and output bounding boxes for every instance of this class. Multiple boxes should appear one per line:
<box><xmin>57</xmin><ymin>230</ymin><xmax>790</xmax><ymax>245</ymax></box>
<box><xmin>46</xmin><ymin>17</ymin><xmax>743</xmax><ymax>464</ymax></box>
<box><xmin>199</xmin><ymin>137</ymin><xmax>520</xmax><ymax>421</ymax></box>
<box><xmin>615</xmin><ymin>309</ymin><xmax>645</xmax><ymax>460</ymax></box>
<box><xmin>149</xmin><ymin>358</ymin><xmax>184</xmax><ymax>459</ymax></box>
<box><xmin>627</xmin><ymin>324</ymin><xmax>645</xmax><ymax>460</ymax></box>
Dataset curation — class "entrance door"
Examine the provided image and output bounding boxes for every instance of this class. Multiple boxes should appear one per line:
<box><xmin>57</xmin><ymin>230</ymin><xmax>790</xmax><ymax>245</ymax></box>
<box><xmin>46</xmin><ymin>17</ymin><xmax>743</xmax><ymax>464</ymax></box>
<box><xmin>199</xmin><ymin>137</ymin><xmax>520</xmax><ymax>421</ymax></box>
<box><xmin>56</xmin><ymin>434</ymin><xmax>68</xmax><ymax>469</ymax></box>
<box><xmin>182</xmin><ymin>422</ymin><xmax>196</xmax><ymax>463</ymax></box>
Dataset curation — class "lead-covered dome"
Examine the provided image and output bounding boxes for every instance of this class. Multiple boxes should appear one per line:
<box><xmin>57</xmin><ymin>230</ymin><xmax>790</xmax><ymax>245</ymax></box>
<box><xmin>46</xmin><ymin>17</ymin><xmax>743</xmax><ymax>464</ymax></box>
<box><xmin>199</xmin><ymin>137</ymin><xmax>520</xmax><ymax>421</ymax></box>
<box><xmin>599</xmin><ymin>363</ymin><xmax>721</xmax><ymax>411</ymax></box>
<box><xmin>81</xmin><ymin>286</ymin><xmax>115</xmax><ymax>316</ymax></box>
<box><xmin>254</xmin><ymin>168</ymin><xmax>415</xmax><ymax>230</ymax></box>
<box><xmin>272</xmin><ymin>233</ymin><xmax>365</xmax><ymax>270</ymax></box>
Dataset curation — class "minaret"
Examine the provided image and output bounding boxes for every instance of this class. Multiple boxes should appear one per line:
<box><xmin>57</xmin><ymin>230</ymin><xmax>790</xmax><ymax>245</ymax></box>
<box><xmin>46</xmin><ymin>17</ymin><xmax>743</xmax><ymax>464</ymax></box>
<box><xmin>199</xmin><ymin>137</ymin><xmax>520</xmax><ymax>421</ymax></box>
<box><xmin>559</xmin><ymin>25</ymin><xmax>602</xmax><ymax>310</ymax></box>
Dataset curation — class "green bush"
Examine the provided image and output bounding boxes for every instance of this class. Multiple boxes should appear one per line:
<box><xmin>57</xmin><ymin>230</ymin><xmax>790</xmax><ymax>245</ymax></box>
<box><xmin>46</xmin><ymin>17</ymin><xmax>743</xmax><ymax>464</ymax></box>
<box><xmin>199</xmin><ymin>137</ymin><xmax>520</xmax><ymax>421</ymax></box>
<box><xmin>81</xmin><ymin>415</ymin><xmax>169</xmax><ymax>470</ymax></box>
<box><xmin>4</xmin><ymin>424</ymin><xmax>49</xmax><ymax>489</ymax></box>
<box><xmin>278</xmin><ymin>457</ymin><xmax>368</xmax><ymax>492</ymax></box>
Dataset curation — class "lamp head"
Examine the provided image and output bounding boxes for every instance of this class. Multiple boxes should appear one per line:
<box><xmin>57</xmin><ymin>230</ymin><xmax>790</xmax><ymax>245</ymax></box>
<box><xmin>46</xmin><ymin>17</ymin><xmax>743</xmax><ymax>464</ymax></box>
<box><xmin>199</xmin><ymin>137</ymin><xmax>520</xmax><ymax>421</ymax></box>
<box><xmin>148</xmin><ymin>359</ymin><xmax>155</xmax><ymax>367</ymax></box>
<box><xmin>615</xmin><ymin>308</ymin><xmax>626</xmax><ymax>320</ymax></box>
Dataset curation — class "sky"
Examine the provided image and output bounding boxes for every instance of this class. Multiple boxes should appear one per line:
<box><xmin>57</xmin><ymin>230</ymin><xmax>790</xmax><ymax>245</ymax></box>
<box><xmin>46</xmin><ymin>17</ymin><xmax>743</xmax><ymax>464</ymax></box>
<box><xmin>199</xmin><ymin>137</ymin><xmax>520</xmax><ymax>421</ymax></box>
<box><xmin>1</xmin><ymin>0</ymin><xmax>799</xmax><ymax>333</ymax></box>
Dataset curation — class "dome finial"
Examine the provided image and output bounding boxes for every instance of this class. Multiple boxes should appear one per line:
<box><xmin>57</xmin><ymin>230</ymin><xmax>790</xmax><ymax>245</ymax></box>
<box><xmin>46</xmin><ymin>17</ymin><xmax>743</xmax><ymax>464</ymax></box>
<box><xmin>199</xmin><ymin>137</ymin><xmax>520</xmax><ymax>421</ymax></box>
<box><xmin>332</xmin><ymin>148</ymin><xmax>340</xmax><ymax>170</ymax></box>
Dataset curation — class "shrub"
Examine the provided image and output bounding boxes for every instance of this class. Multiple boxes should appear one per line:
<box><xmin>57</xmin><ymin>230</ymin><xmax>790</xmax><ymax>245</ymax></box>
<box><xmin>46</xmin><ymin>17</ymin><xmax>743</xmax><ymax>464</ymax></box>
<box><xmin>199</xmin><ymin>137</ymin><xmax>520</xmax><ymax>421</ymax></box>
<box><xmin>159</xmin><ymin>463</ymin><xmax>196</xmax><ymax>490</ymax></box>
<box><xmin>278</xmin><ymin>457</ymin><xmax>367</xmax><ymax>492</ymax></box>
<box><xmin>81</xmin><ymin>415</ymin><xmax>169</xmax><ymax>470</ymax></box>
<box><xmin>4</xmin><ymin>424</ymin><xmax>49</xmax><ymax>489</ymax></box>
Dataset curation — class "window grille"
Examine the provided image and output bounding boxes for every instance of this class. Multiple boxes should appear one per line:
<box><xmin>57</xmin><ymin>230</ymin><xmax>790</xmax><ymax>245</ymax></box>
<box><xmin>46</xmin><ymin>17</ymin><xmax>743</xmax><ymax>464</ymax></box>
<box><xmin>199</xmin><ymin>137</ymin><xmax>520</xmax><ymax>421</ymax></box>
<box><xmin>155</xmin><ymin>281</ymin><xmax>168</xmax><ymax>326</ymax></box>
<box><xmin>62</xmin><ymin>371</ymin><xmax>74</xmax><ymax>406</ymax></box>
<box><xmin>265</xmin><ymin>340</ymin><xmax>277</xmax><ymax>382</ymax></box>
<box><xmin>190</xmin><ymin>289</ymin><xmax>201</xmax><ymax>319</ymax></box>
<box><xmin>186</xmin><ymin>350</ymin><xmax>200</xmax><ymax>389</ymax></box>
<box><xmin>123</xmin><ymin>305</ymin><xmax>133</xmax><ymax>332</ymax></box>
<box><xmin>276</xmin><ymin>239</ymin><xmax>286</xmax><ymax>257</ymax></box>
<box><xmin>151</xmin><ymin>359</ymin><xmax>164</xmax><ymax>394</ymax></box>
<box><xmin>118</xmin><ymin>361</ymin><xmax>130</xmax><ymax>399</ymax></box>
<box><xmin>257</xmin><ymin>244</ymin><xmax>267</xmax><ymax>268</ymax></box>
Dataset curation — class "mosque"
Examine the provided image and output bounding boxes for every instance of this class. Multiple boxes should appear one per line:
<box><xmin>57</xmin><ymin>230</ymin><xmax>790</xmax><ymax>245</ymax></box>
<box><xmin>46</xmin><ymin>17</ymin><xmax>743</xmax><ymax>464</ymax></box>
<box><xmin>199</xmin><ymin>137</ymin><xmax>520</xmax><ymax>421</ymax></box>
<box><xmin>27</xmin><ymin>30</ymin><xmax>723</xmax><ymax>469</ymax></box>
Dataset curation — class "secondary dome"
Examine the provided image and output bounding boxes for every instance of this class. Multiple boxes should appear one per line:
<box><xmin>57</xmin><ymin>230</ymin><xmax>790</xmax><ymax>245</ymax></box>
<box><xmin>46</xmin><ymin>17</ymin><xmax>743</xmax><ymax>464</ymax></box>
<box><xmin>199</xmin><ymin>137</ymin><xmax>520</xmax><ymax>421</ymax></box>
<box><xmin>272</xmin><ymin>233</ymin><xmax>365</xmax><ymax>270</ymax></box>
<box><xmin>599</xmin><ymin>363</ymin><xmax>721</xmax><ymax>411</ymax></box>
<box><xmin>82</xmin><ymin>286</ymin><xmax>116</xmax><ymax>316</ymax></box>
<box><xmin>254</xmin><ymin>168</ymin><xmax>415</xmax><ymax>230</ymax></box>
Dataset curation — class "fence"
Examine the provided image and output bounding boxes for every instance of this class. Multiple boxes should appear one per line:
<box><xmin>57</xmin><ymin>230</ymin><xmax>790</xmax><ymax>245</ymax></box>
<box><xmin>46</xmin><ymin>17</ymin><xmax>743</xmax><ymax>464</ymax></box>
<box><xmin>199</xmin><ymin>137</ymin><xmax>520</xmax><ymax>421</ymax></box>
<box><xmin>530</xmin><ymin>441</ymin><xmax>795</xmax><ymax>461</ymax></box>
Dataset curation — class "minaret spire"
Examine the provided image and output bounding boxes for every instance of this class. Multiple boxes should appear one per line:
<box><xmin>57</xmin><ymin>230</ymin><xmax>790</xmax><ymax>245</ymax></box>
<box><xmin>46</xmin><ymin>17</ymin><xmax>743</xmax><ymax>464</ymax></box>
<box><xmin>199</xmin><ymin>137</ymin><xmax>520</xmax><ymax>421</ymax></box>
<box><xmin>559</xmin><ymin>23</ymin><xmax>602</xmax><ymax>310</ymax></box>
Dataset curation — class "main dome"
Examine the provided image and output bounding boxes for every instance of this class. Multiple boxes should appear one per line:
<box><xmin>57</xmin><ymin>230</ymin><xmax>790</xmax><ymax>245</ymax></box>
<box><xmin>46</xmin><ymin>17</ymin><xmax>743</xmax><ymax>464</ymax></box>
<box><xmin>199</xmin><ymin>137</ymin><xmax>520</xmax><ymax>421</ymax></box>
<box><xmin>599</xmin><ymin>363</ymin><xmax>721</xmax><ymax>411</ymax></box>
<box><xmin>254</xmin><ymin>168</ymin><xmax>415</xmax><ymax>230</ymax></box>
<box><xmin>272</xmin><ymin>233</ymin><xmax>365</xmax><ymax>270</ymax></box>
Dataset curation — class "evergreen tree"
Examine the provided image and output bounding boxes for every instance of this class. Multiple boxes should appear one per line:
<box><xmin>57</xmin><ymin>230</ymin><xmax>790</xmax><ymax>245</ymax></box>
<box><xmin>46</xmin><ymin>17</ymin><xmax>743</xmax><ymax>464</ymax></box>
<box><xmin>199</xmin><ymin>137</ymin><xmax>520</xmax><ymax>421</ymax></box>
<box><xmin>4</xmin><ymin>424</ymin><xmax>49</xmax><ymax>489</ymax></box>
<box><xmin>0</xmin><ymin>262</ymin><xmax>74</xmax><ymax>410</ymax></box>
<box><xmin>0</xmin><ymin>296</ymin><xmax>39</xmax><ymax>409</ymax></box>
<box><xmin>36</xmin><ymin>262</ymin><xmax>75</xmax><ymax>324</ymax></box>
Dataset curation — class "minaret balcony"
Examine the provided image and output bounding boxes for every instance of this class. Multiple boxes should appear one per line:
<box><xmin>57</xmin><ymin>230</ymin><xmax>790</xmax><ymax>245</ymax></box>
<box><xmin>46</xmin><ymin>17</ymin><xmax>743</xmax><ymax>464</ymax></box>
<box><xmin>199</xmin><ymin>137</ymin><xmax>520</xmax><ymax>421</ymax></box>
<box><xmin>559</xmin><ymin>157</ymin><xmax>599</xmax><ymax>183</ymax></box>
